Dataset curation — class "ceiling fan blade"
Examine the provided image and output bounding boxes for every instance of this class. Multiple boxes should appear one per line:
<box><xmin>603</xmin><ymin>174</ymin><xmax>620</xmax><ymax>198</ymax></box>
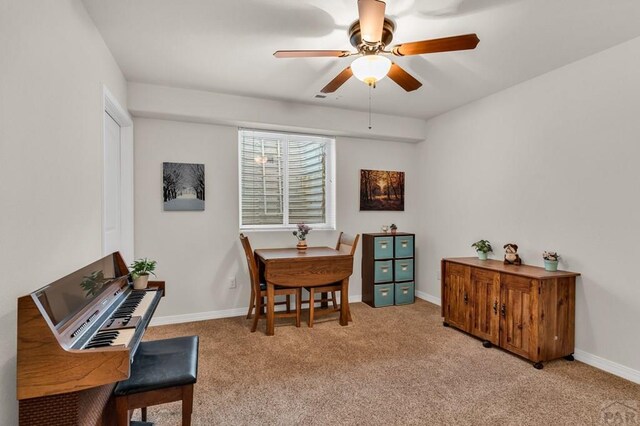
<box><xmin>321</xmin><ymin>67</ymin><xmax>353</xmax><ymax>93</ymax></box>
<box><xmin>358</xmin><ymin>0</ymin><xmax>386</xmax><ymax>43</ymax></box>
<box><xmin>392</xmin><ymin>34</ymin><xmax>480</xmax><ymax>56</ymax></box>
<box><xmin>387</xmin><ymin>63</ymin><xmax>422</xmax><ymax>92</ymax></box>
<box><xmin>274</xmin><ymin>50</ymin><xmax>351</xmax><ymax>58</ymax></box>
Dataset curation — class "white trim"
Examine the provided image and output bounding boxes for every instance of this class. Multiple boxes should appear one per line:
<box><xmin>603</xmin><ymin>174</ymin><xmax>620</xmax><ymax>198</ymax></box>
<box><xmin>150</xmin><ymin>294</ymin><xmax>363</xmax><ymax>327</ymax></box>
<box><xmin>574</xmin><ymin>349</ymin><xmax>640</xmax><ymax>385</ymax></box>
<box><xmin>411</xmin><ymin>292</ymin><xmax>640</xmax><ymax>385</ymax></box>
<box><xmin>102</xmin><ymin>86</ymin><xmax>134</xmax><ymax>263</ymax></box>
<box><xmin>416</xmin><ymin>290</ymin><xmax>441</xmax><ymax>306</ymax></box>
<box><xmin>151</xmin><ymin>307</ymin><xmax>249</xmax><ymax>327</ymax></box>
<box><xmin>104</xmin><ymin>86</ymin><xmax>133</xmax><ymax>127</ymax></box>
<box><xmin>148</xmin><ymin>293</ymin><xmax>640</xmax><ymax>386</ymax></box>
<box><xmin>237</xmin><ymin>128</ymin><xmax>336</xmax><ymax>231</ymax></box>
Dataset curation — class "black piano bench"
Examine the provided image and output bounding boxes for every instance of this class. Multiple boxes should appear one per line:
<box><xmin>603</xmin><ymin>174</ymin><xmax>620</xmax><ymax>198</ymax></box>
<box><xmin>113</xmin><ymin>335</ymin><xmax>199</xmax><ymax>426</ymax></box>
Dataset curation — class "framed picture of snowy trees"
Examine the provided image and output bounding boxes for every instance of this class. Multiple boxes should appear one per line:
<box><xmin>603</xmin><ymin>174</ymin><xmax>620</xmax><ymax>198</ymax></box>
<box><xmin>360</xmin><ymin>169</ymin><xmax>405</xmax><ymax>211</ymax></box>
<box><xmin>163</xmin><ymin>162</ymin><xmax>205</xmax><ymax>211</ymax></box>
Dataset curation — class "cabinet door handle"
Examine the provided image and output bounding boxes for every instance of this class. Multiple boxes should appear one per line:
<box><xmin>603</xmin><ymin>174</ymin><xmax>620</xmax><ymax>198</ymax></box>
<box><xmin>501</xmin><ymin>303</ymin><xmax>506</xmax><ymax>317</ymax></box>
<box><xmin>464</xmin><ymin>292</ymin><xmax>468</xmax><ymax>304</ymax></box>
<box><xmin>493</xmin><ymin>301</ymin><xmax>498</xmax><ymax>314</ymax></box>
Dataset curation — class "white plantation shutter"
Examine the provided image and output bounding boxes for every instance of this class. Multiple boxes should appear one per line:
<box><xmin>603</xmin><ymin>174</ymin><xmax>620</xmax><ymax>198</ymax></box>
<box><xmin>239</xmin><ymin>129</ymin><xmax>335</xmax><ymax>229</ymax></box>
<box><xmin>240</xmin><ymin>134</ymin><xmax>284</xmax><ymax>225</ymax></box>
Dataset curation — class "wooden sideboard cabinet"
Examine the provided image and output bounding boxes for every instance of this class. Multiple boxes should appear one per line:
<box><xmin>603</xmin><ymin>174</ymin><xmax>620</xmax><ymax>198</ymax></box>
<box><xmin>362</xmin><ymin>233</ymin><xmax>415</xmax><ymax>307</ymax></box>
<box><xmin>441</xmin><ymin>257</ymin><xmax>580</xmax><ymax>369</ymax></box>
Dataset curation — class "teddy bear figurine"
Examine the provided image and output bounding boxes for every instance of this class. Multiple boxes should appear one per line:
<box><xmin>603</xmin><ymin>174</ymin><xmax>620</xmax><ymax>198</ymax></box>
<box><xmin>503</xmin><ymin>243</ymin><xmax>522</xmax><ymax>265</ymax></box>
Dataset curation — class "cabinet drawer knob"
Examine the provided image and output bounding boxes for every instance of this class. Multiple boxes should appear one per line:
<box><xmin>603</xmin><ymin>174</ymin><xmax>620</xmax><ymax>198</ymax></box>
<box><xmin>401</xmin><ymin>287</ymin><xmax>410</xmax><ymax>294</ymax></box>
<box><xmin>501</xmin><ymin>303</ymin><xmax>506</xmax><ymax>317</ymax></box>
<box><xmin>381</xmin><ymin>290</ymin><xmax>388</xmax><ymax>296</ymax></box>
<box><xmin>401</xmin><ymin>241</ymin><xmax>408</xmax><ymax>247</ymax></box>
<box><xmin>400</xmin><ymin>264</ymin><xmax>408</xmax><ymax>270</ymax></box>
<box><xmin>381</xmin><ymin>267</ymin><xmax>388</xmax><ymax>273</ymax></box>
<box><xmin>380</xmin><ymin>243</ymin><xmax>387</xmax><ymax>248</ymax></box>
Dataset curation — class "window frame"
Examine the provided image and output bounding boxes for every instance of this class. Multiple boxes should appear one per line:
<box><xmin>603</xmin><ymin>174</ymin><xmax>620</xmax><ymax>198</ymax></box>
<box><xmin>238</xmin><ymin>128</ymin><xmax>336</xmax><ymax>231</ymax></box>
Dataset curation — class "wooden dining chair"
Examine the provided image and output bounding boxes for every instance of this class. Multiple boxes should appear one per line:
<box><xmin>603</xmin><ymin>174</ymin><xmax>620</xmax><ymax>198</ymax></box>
<box><xmin>240</xmin><ymin>234</ymin><xmax>301</xmax><ymax>332</ymax></box>
<box><xmin>305</xmin><ymin>232</ymin><xmax>359</xmax><ymax>327</ymax></box>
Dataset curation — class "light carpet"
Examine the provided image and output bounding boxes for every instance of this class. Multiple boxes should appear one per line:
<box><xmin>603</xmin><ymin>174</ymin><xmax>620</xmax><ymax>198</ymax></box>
<box><xmin>137</xmin><ymin>299</ymin><xmax>640</xmax><ymax>425</ymax></box>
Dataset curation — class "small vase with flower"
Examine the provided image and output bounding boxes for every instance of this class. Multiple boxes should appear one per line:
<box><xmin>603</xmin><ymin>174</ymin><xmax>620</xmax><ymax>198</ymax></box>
<box><xmin>293</xmin><ymin>223</ymin><xmax>312</xmax><ymax>251</ymax></box>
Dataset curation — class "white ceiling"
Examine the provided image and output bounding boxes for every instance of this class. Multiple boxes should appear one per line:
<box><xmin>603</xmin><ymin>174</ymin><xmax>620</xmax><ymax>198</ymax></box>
<box><xmin>82</xmin><ymin>0</ymin><xmax>640</xmax><ymax>120</ymax></box>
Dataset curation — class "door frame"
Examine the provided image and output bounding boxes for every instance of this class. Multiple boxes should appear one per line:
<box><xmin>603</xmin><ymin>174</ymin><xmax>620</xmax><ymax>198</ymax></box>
<box><xmin>102</xmin><ymin>85</ymin><xmax>134</xmax><ymax>263</ymax></box>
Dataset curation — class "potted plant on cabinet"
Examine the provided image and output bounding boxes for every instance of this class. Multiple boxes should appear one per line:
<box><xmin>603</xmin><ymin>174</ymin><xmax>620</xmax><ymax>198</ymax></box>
<box><xmin>471</xmin><ymin>240</ymin><xmax>493</xmax><ymax>260</ymax></box>
<box><xmin>390</xmin><ymin>224</ymin><xmax>398</xmax><ymax>235</ymax></box>
<box><xmin>129</xmin><ymin>258</ymin><xmax>157</xmax><ymax>289</ymax></box>
<box><xmin>543</xmin><ymin>251</ymin><xmax>560</xmax><ymax>271</ymax></box>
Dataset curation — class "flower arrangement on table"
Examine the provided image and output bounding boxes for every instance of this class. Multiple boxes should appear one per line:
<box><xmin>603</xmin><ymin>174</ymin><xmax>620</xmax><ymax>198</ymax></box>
<box><xmin>542</xmin><ymin>251</ymin><xmax>560</xmax><ymax>271</ymax></box>
<box><xmin>293</xmin><ymin>224</ymin><xmax>312</xmax><ymax>250</ymax></box>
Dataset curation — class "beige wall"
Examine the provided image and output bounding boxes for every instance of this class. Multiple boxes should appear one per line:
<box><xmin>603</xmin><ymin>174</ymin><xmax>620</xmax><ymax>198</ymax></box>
<box><xmin>0</xmin><ymin>0</ymin><xmax>127</xmax><ymax>421</ymax></box>
<box><xmin>416</xmin><ymin>36</ymin><xmax>640</xmax><ymax>378</ymax></box>
<box><xmin>133</xmin><ymin>118</ymin><xmax>419</xmax><ymax>321</ymax></box>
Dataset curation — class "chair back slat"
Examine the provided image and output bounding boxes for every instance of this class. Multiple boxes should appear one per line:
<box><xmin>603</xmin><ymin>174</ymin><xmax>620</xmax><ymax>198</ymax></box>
<box><xmin>336</xmin><ymin>232</ymin><xmax>360</xmax><ymax>256</ymax></box>
<box><xmin>239</xmin><ymin>233</ymin><xmax>261</xmax><ymax>293</ymax></box>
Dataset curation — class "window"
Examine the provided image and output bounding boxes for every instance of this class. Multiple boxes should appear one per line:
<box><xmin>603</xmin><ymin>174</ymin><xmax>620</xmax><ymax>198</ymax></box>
<box><xmin>239</xmin><ymin>129</ymin><xmax>335</xmax><ymax>230</ymax></box>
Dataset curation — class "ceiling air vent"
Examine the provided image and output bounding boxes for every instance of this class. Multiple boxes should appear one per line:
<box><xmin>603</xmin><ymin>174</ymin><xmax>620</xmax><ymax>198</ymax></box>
<box><xmin>315</xmin><ymin>94</ymin><xmax>327</xmax><ymax>99</ymax></box>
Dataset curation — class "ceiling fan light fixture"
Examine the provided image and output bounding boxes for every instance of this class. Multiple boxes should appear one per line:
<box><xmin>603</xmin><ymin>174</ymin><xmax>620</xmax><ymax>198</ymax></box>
<box><xmin>351</xmin><ymin>55</ymin><xmax>392</xmax><ymax>87</ymax></box>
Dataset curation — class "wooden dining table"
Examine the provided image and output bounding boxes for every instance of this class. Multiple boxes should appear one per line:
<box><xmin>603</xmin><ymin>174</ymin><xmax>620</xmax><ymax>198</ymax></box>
<box><xmin>254</xmin><ymin>246</ymin><xmax>354</xmax><ymax>336</ymax></box>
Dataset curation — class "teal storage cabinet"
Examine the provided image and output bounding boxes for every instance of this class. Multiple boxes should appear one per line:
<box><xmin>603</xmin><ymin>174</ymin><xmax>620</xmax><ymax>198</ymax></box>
<box><xmin>374</xmin><ymin>260</ymin><xmax>393</xmax><ymax>283</ymax></box>
<box><xmin>374</xmin><ymin>284</ymin><xmax>395</xmax><ymax>307</ymax></box>
<box><xmin>362</xmin><ymin>232</ymin><xmax>416</xmax><ymax>307</ymax></box>
<box><xmin>395</xmin><ymin>235</ymin><xmax>414</xmax><ymax>258</ymax></box>
<box><xmin>395</xmin><ymin>282</ymin><xmax>415</xmax><ymax>305</ymax></box>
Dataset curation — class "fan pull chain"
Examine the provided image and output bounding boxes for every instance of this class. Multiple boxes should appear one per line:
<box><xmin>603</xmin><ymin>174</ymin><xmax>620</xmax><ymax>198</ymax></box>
<box><xmin>368</xmin><ymin>85</ymin><xmax>372</xmax><ymax>130</ymax></box>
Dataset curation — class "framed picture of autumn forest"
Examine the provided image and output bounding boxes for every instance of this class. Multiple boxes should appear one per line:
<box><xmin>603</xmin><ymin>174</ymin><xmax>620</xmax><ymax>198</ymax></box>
<box><xmin>360</xmin><ymin>169</ymin><xmax>405</xmax><ymax>211</ymax></box>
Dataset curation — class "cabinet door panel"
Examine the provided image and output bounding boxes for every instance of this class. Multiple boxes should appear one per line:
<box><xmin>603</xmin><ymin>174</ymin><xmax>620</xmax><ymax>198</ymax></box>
<box><xmin>444</xmin><ymin>263</ymin><xmax>471</xmax><ymax>332</ymax></box>
<box><xmin>500</xmin><ymin>276</ymin><xmax>537</xmax><ymax>359</ymax></box>
<box><xmin>470</xmin><ymin>269</ymin><xmax>500</xmax><ymax>345</ymax></box>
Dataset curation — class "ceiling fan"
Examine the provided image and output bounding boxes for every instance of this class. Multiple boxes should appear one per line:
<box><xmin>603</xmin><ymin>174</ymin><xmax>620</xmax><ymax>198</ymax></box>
<box><xmin>274</xmin><ymin>0</ymin><xmax>479</xmax><ymax>93</ymax></box>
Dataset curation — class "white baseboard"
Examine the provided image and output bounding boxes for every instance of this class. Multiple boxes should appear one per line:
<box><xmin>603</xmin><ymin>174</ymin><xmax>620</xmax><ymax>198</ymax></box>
<box><xmin>150</xmin><ymin>307</ymin><xmax>248</xmax><ymax>326</ymax></box>
<box><xmin>150</xmin><ymin>294</ymin><xmax>363</xmax><ymax>327</ymax></box>
<box><xmin>416</xmin><ymin>290</ymin><xmax>441</xmax><ymax>306</ymax></box>
<box><xmin>412</xmin><ymin>292</ymin><xmax>640</xmax><ymax>384</ymax></box>
<box><xmin>574</xmin><ymin>349</ymin><xmax>640</xmax><ymax>385</ymax></box>
<box><xmin>150</xmin><ymin>293</ymin><xmax>640</xmax><ymax>386</ymax></box>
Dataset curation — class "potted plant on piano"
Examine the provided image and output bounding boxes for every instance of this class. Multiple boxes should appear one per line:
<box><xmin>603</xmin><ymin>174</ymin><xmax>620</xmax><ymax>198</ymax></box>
<box><xmin>130</xmin><ymin>258</ymin><xmax>157</xmax><ymax>289</ymax></box>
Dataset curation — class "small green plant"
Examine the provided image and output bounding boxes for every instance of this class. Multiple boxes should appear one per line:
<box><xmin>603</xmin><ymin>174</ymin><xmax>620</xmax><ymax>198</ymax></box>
<box><xmin>543</xmin><ymin>251</ymin><xmax>559</xmax><ymax>261</ymax></box>
<box><xmin>471</xmin><ymin>240</ymin><xmax>493</xmax><ymax>253</ymax></box>
<box><xmin>129</xmin><ymin>258</ymin><xmax>157</xmax><ymax>279</ymax></box>
<box><xmin>390</xmin><ymin>223</ymin><xmax>398</xmax><ymax>230</ymax></box>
